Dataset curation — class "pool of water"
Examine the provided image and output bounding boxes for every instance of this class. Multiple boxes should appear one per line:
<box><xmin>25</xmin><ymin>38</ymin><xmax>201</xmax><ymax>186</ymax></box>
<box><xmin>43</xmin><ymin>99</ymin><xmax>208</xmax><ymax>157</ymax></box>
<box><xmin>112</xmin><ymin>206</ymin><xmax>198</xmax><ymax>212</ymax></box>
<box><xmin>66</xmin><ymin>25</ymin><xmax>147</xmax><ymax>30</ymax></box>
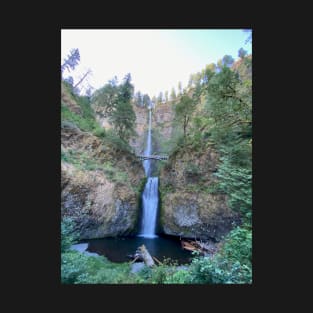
<box><xmin>79</xmin><ymin>235</ymin><xmax>193</xmax><ymax>265</ymax></box>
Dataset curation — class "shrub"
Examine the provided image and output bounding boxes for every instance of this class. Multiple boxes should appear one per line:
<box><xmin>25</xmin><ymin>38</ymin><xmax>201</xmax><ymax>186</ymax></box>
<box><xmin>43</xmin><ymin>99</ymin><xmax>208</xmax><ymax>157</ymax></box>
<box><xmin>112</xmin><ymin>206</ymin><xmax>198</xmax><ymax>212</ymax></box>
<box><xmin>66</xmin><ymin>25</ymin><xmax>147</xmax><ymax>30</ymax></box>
<box><xmin>165</xmin><ymin>269</ymin><xmax>192</xmax><ymax>284</ymax></box>
<box><xmin>93</xmin><ymin>126</ymin><xmax>106</xmax><ymax>138</ymax></box>
<box><xmin>180</xmin><ymin>225</ymin><xmax>252</xmax><ymax>284</ymax></box>
<box><xmin>214</xmin><ymin>156</ymin><xmax>252</xmax><ymax>217</ymax></box>
<box><xmin>184</xmin><ymin>162</ymin><xmax>201</xmax><ymax>177</ymax></box>
<box><xmin>61</xmin><ymin>251</ymin><xmax>91</xmax><ymax>283</ymax></box>
<box><xmin>104</xmin><ymin>129</ymin><xmax>133</xmax><ymax>153</ymax></box>
<box><xmin>219</xmin><ymin>226</ymin><xmax>252</xmax><ymax>266</ymax></box>
<box><xmin>61</xmin><ymin>217</ymin><xmax>78</xmax><ymax>252</ymax></box>
<box><xmin>61</xmin><ymin>250</ymin><xmax>135</xmax><ymax>284</ymax></box>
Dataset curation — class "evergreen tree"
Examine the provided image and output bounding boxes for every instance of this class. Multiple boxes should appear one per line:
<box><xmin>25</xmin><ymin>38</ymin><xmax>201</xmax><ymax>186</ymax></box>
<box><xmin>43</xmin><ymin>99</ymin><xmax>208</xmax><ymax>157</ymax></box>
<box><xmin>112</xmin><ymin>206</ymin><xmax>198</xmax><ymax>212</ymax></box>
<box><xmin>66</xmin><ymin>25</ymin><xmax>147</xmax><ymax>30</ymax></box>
<box><xmin>158</xmin><ymin>91</ymin><xmax>163</xmax><ymax>104</ymax></box>
<box><xmin>135</xmin><ymin>91</ymin><xmax>143</xmax><ymax>107</ymax></box>
<box><xmin>91</xmin><ymin>81</ymin><xmax>118</xmax><ymax>116</ymax></box>
<box><xmin>170</xmin><ymin>87</ymin><xmax>176</xmax><ymax>101</ymax></box>
<box><xmin>174</xmin><ymin>94</ymin><xmax>195</xmax><ymax>139</ymax></box>
<box><xmin>164</xmin><ymin>90</ymin><xmax>169</xmax><ymax>102</ymax></box>
<box><xmin>142</xmin><ymin>94</ymin><xmax>151</xmax><ymax>107</ymax></box>
<box><xmin>152</xmin><ymin>95</ymin><xmax>157</xmax><ymax>106</ymax></box>
<box><xmin>178</xmin><ymin>81</ymin><xmax>182</xmax><ymax>95</ymax></box>
<box><xmin>238</xmin><ymin>47</ymin><xmax>248</xmax><ymax>59</ymax></box>
<box><xmin>91</xmin><ymin>73</ymin><xmax>136</xmax><ymax>142</ymax></box>
<box><xmin>109</xmin><ymin>73</ymin><xmax>136</xmax><ymax>141</ymax></box>
<box><xmin>61</xmin><ymin>48</ymin><xmax>80</xmax><ymax>74</ymax></box>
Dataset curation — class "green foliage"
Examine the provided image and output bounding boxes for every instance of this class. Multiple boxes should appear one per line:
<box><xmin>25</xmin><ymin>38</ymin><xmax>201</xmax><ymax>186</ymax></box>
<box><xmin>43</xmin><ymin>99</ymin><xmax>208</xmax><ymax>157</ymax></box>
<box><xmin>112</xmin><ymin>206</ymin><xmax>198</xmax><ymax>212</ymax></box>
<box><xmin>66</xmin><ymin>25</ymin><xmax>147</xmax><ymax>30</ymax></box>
<box><xmin>61</xmin><ymin>213</ymin><xmax>135</xmax><ymax>284</ymax></box>
<box><xmin>214</xmin><ymin>156</ymin><xmax>252</xmax><ymax>217</ymax></box>
<box><xmin>150</xmin><ymin>258</ymin><xmax>178</xmax><ymax>284</ymax></box>
<box><xmin>164</xmin><ymin>269</ymin><xmax>192</xmax><ymax>284</ymax></box>
<box><xmin>93</xmin><ymin>127</ymin><xmax>106</xmax><ymax>138</ymax></box>
<box><xmin>159</xmin><ymin>178</ymin><xmax>176</xmax><ymax>194</ymax></box>
<box><xmin>135</xmin><ymin>266</ymin><xmax>153</xmax><ymax>282</ymax></box>
<box><xmin>61</xmin><ymin>48</ymin><xmax>80</xmax><ymax>74</ymax></box>
<box><xmin>220</xmin><ymin>226</ymin><xmax>252</xmax><ymax>266</ymax></box>
<box><xmin>61</xmin><ymin>103</ymin><xmax>94</xmax><ymax>133</ymax></box>
<box><xmin>142</xmin><ymin>94</ymin><xmax>151</xmax><ymax>107</ymax></box>
<box><xmin>91</xmin><ymin>73</ymin><xmax>137</xmax><ymax>142</ymax></box>
<box><xmin>150</xmin><ymin>265</ymin><xmax>169</xmax><ymax>283</ymax></box>
<box><xmin>184</xmin><ymin>162</ymin><xmax>201</xmax><ymax>176</ymax></box>
<box><xmin>61</xmin><ymin>251</ymin><xmax>90</xmax><ymax>283</ymax></box>
<box><xmin>134</xmin><ymin>91</ymin><xmax>144</xmax><ymax>107</ymax></box>
<box><xmin>92</xmin><ymin>82</ymin><xmax>119</xmax><ymax>115</ymax></box>
<box><xmin>61</xmin><ymin>90</ymin><xmax>105</xmax><ymax>139</ymax></box>
<box><xmin>109</xmin><ymin>99</ymin><xmax>136</xmax><ymax>141</ymax></box>
<box><xmin>174</xmin><ymin>94</ymin><xmax>195</xmax><ymax>138</ymax></box>
<box><xmin>178</xmin><ymin>81</ymin><xmax>182</xmax><ymax>95</ymax></box>
<box><xmin>222</xmin><ymin>55</ymin><xmax>235</xmax><ymax>68</ymax></box>
<box><xmin>61</xmin><ymin>217</ymin><xmax>78</xmax><ymax>253</ymax></box>
<box><xmin>157</xmin><ymin>124</ymin><xmax>184</xmax><ymax>155</ymax></box>
<box><xmin>134</xmin><ymin>258</ymin><xmax>179</xmax><ymax>284</ymax></box>
<box><xmin>103</xmin><ymin>129</ymin><xmax>133</xmax><ymax>153</ymax></box>
<box><xmin>61</xmin><ymin>149</ymin><xmax>130</xmax><ymax>186</ymax></box>
<box><xmin>187</xmin><ymin>255</ymin><xmax>251</xmax><ymax>284</ymax></box>
<box><xmin>61</xmin><ymin>251</ymin><xmax>135</xmax><ymax>284</ymax></box>
<box><xmin>183</xmin><ymin>226</ymin><xmax>252</xmax><ymax>284</ymax></box>
<box><xmin>155</xmin><ymin>52</ymin><xmax>252</xmax><ymax>284</ymax></box>
<box><xmin>238</xmin><ymin>47</ymin><xmax>248</xmax><ymax>58</ymax></box>
<box><xmin>170</xmin><ymin>87</ymin><xmax>176</xmax><ymax>101</ymax></box>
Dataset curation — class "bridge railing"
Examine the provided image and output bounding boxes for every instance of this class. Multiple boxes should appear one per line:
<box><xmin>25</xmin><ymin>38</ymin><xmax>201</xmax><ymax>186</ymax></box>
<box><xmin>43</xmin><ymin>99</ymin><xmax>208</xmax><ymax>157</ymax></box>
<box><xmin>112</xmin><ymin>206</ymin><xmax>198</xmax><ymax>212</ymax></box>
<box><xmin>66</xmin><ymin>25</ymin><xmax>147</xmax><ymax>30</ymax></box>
<box><xmin>136</xmin><ymin>154</ymin><xmax>169</xmax><ymax>160</ymax></box>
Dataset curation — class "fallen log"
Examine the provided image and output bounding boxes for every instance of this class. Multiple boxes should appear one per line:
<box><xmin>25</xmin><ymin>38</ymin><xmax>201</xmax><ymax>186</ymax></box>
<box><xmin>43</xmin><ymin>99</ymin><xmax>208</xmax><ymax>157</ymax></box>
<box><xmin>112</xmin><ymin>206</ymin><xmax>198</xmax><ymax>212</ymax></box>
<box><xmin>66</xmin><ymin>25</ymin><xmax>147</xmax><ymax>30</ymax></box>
<box><xmin>130</xmin><ymin>256</ymin><xmax>140</xmax><ymax>264</ymax></box>
<box><xmin>181</xmin><ymin>240</ymin><xmax>199</xmax><ymax>252</ymax></box>
<box><xmin>136</xmin><ymin>245</ymin><xmax>155</xmax><ymax>267</ymax></box>
<box><xmin>152</xmin><ymin>256</ymin><xmax>163</xmax><ymax>265</ymax></box>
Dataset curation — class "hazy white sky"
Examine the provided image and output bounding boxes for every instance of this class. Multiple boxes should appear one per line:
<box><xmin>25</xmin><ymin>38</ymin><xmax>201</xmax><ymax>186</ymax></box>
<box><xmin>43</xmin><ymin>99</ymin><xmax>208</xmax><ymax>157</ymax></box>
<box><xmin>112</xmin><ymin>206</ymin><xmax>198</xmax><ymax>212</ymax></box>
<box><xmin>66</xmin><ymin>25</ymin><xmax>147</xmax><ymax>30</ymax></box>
<box><xmin>61</xmin><ymin>29</ymin><xmax>252</xmax><ymax>97</ymax></box>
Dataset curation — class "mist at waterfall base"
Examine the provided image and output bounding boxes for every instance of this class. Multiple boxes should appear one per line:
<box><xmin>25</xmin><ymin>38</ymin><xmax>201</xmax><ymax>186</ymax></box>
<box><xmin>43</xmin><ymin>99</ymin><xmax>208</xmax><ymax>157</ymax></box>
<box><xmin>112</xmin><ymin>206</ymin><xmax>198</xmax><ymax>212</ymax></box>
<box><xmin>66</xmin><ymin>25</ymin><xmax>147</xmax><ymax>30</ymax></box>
<box><xmin>77</xmin><ymin>107</ymin><xmax>192</xmax><ymax>264</ymax></box>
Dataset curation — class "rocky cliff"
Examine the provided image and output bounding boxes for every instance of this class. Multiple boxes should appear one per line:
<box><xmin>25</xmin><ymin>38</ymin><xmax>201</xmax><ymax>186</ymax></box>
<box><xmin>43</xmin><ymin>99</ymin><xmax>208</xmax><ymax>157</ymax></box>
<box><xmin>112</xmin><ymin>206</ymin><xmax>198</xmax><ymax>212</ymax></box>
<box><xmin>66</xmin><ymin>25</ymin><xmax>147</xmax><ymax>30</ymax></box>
<box><xmin>61</xmin><ymin>83</ymin><xmax>145</xmax><ymax>239</ymax></box>
<box><xmin>130</xmin><ymin>105</ymin><xmax>148</xmax><ymax>154</ymax></box>
<box><xmin>159</xmin><ymin>145</ymin><xmax>241</xmax><ymax>241</ymax></box>
<box><xmin>152</xmin><ymin>102</ymin><xmax>174</xmax><ymax>142</ymax></box>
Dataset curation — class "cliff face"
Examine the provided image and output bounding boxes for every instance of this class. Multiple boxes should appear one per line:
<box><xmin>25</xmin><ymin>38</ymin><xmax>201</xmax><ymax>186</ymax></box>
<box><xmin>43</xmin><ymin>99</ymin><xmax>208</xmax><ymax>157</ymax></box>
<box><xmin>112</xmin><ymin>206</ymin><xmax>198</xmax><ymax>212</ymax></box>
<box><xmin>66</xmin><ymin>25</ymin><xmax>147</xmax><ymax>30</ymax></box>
<box><xmin>61</xmin><ymin>83</ymin><xmax>145</xmax><ymax>239</ymax></box>
<box><xmin>130</xmin><ymin>105</ymin><xmax>148</xmax><ymax>154</ymax></box>
<box><xmin>61</xmin><ymin>162</ymin><xmax>140</xmax><ymax>239</ymax></box>
<box><xmin>159</xmin><ymin>146</ymin><xmax>241</xmax><ymax>241</ymax></box>
<box><xmin>152</xmin><ymin>102</ymin><xmax>174</xmax><ymax>143</ymax></box>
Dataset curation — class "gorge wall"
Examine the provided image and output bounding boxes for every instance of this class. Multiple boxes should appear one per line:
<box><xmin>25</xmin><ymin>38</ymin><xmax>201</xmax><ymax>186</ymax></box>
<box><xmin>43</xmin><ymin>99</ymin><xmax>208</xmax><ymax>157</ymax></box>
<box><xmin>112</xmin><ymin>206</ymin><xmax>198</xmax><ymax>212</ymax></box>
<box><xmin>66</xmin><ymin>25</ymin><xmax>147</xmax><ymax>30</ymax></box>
<box><xmin>152</xmin><ymin>101</ymin><xmax>174</xmax><ymax>143</ymax></box>
<box><xmin>159</xmin><ymin>146</ymin><xmax>241</xmax><ymax>241</ymax></box>
<box><xmin>61</xmin><ymin>83</ymin><xmax>145</xmax><ymax>239</ymax></box>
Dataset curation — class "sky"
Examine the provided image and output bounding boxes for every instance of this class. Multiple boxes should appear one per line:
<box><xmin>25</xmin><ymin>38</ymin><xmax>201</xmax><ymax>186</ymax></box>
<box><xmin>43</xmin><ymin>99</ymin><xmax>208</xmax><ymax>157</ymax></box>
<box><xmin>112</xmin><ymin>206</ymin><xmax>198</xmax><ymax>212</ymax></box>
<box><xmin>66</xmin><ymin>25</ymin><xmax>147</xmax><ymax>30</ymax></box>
<box><xmin>61</xmin><ymin>29</ymin><xmax>252</xmax><ymax>97</ymax></box>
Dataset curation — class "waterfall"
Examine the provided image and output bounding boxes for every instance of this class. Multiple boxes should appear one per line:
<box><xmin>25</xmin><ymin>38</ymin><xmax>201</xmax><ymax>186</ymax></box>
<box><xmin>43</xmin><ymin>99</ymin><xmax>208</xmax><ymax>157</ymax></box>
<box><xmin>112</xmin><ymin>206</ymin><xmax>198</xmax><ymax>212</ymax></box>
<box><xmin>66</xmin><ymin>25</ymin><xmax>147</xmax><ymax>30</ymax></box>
<box><xmin>139</xmin><ymin>177</ymin><xmax>159</xmax><ymax>238</ymax></box>
<box><xmin>138</xmin><ymin>107</ymin><xmax>159</xmax><ymax>238</ymax></box>
<box><xmin>143</xmin><ymin>109</ymin><xmax>152</xmax><ymax>176</ymax></box>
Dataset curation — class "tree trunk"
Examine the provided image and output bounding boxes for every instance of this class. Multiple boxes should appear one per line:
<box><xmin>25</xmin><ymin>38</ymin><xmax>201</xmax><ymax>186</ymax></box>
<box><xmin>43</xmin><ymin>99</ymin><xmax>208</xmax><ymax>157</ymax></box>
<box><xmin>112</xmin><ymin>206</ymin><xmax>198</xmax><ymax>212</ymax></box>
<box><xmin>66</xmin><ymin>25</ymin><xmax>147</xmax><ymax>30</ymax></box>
<box><xmin>137</xmin><ymin>245</ymin><xmax>155</xmax><ymax>267</ymax></box>
<box><xmin>74</xmin><ymin>69</ymin><xmax>91</xmax><ymax>89</ymax></box>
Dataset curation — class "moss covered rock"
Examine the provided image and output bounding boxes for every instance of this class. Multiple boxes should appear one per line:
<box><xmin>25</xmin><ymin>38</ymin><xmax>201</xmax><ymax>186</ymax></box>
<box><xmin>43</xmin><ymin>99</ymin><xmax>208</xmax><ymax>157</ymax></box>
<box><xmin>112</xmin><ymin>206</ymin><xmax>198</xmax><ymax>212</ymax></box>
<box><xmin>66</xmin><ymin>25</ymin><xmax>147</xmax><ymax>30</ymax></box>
<box><xmin>159</xmin><ymin>146</ymin><xmax>241</xmax><ymax>241</ymax></box>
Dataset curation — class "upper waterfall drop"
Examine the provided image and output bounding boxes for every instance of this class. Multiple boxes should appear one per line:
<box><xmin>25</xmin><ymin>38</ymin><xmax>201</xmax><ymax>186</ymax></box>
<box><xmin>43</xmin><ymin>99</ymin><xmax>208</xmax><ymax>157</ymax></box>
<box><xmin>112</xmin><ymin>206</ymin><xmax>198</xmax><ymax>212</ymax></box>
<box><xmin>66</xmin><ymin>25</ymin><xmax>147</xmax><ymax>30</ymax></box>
<box><xmin>143</xmin><ymin>109</ymin><xmax>152</xmax><ymax>177</ymax></box>
<box><xmin>138</xmin><ymin>106</ymin><xmax>159</xmax><ymax>238</ymax></box>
